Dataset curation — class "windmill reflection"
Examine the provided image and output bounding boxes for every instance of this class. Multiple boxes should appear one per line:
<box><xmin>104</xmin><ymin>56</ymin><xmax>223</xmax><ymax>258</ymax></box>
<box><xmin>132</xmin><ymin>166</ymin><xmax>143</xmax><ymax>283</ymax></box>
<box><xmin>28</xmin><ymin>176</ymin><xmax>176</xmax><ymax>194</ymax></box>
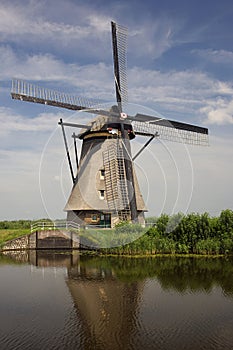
<box><xmin>66</xmin><ymin>259</ymin><xmax>144</xmax><ymax>350</ymax></box>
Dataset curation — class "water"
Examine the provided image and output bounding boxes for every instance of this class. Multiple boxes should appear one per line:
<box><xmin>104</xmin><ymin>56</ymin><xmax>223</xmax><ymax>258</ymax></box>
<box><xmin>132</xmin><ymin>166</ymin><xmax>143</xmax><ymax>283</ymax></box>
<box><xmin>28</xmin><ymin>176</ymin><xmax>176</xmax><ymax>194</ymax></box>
<box><xmin>0</xmin><ymin>251</ymin><xmax>233</xmax><ymax>350</ymax></box>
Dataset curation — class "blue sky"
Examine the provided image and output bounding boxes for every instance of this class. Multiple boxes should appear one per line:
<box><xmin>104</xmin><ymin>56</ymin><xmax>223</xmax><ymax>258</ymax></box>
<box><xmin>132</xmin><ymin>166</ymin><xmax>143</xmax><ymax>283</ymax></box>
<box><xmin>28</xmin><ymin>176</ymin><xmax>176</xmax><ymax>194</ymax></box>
<box><xmin>0</xmin><ymin>0</ymin><xmax>233</xmax><ymax>220</ymax></box>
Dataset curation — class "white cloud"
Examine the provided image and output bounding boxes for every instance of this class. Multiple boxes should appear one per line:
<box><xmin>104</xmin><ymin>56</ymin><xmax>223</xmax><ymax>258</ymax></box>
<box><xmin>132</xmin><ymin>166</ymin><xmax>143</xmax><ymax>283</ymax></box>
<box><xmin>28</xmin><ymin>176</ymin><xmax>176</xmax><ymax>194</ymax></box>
<box><xmin>0</xmin><ymin>147</ymin><xmax>43</xmax><ymax>219</ymax></box>
<box><xmin>187</xmin><ymin>135</ymin><xmax>233</xmax><ymax>215</ymax></box>
<box><xmin>129</xmin><ymin>18</ymin><xmax>176</xmax><ymax>59</ymax></box>
<box><xmin>0</xmin><ymin>107</ymin><xmax>62</xmax><ymax>136</ymax></box>
<box><xmin>0</xmin><ymin>45</ymin><xmax>115</xmax><ymax>97</ymax></box>
<box><xmin>0</xmin><ymin>1</ymin><xmax>112</xmax><ymax>63</ymax></box>
<box><xmin>0</xmin><ymin>2</ymin><xmax>108</xmax><ymax>39</ymax></box>
<box><xmin>128</xmin><ymin>67</ymin><xmax>233</xmax><ymax>125</ymax></box>
<box><xmin>0</xmin><ymin>107</ymin><xmax>72</xmax><ymax>219</ymax></box>
<box><xmin>193</xmin><ymin>48</ymin><xmax>233</xmax><ymax>65</ymax></box>
<box><xmin>0</xmin><ymin>0</ymin><xmax>187</xmax><ymax>67</ymax></box>
<box><xmin>200</xmin><ymin>98</ymin><xmax>233</xmax><ymax>125</ymax></box>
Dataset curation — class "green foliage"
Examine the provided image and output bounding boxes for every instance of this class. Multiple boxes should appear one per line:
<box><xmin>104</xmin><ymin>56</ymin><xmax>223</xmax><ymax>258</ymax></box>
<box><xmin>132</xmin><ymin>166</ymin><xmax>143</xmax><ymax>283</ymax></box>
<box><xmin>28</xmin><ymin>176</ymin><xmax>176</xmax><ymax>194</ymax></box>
<box><xmin>219</xmin><ymin>209</ymin><xmax>233</xmax><ymax>235</ymax></box>
<box><xmin>0</xmin><ymin>220</ymin><xmax>32</xmax><ymax>230</ymax></box>
<box><xmin>196</xmin><ymin>238</ymin><xmax>221</xmax><ymax>255</ymax></box>
<box><xmin>146</xmin><ymin>226</ymin><xmax>158</xmax><ymax>237</ymax></box>
<box><xmin>115</xmin><ymin>222</ymin><xmax>144</xmax><ymax>235</ymax></box>
<box><xmin>103</xmin><ymin>209</ymin><xmax>233</xmax><ymax>256</ymax></box>
<box><xmin>156</xmin><ymin>214</ymin><xmax>169</xmax><ymax>235</ymax></box>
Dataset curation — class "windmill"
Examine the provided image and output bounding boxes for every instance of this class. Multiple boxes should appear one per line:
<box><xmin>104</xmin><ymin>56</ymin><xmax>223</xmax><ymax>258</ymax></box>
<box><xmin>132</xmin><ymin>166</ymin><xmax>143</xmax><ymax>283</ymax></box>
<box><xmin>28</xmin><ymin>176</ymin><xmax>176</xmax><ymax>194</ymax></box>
<box><xmin>11</xmin><ymin>22</ymin><xmax>208</xmax><ymax>229</ymax></box>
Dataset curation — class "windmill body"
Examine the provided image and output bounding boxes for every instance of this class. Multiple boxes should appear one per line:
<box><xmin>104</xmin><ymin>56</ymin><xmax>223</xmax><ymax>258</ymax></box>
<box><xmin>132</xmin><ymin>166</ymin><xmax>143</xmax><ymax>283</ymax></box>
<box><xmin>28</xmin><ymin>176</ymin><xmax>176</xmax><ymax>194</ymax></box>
<box><xmin>11</xmin><ymin>22</ymin><xmax>209</xmax><ymax>228</ymax></box>
<box><xmin>66</xmin><ymin>116</ymin><xmax>147</xmax><ymax>228</ymax></box>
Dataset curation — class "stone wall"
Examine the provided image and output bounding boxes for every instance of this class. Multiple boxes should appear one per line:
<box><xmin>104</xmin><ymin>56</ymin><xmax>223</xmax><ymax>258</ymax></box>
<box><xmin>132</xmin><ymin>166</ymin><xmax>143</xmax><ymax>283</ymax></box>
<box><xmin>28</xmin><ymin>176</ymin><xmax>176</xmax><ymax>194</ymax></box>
<box><xmin>2</xmin><ymin>234</ymin><xmax>30</xmax><ymax>251</ymax></box>
<box><xmin>1</xmin><ymin>230</ymin><xmax>80</xmax><ymax>251</ymax></box>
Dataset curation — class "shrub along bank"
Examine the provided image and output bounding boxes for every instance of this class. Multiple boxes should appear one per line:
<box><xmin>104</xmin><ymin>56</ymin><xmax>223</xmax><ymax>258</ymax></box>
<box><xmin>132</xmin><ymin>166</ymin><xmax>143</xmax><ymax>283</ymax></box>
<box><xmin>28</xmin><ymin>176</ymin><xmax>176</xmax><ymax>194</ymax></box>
<box><xmin>100</xmin><ymin>209</ymin><xmax>233</xmax><ymax>255</ymax></box>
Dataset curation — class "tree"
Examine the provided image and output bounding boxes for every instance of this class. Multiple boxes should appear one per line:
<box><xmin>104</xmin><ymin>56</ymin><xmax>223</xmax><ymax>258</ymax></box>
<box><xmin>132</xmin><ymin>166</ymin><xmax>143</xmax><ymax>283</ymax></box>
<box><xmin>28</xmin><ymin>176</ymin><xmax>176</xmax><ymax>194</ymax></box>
<box><xmin>156</xmin><ymin>214</ymin><xmax>169</xmax><ymax>236</ymax></box>
<box><xmin>219</xmin><ymin>210</ymin><xmax>233</xmax><ymax>237</ymax></box>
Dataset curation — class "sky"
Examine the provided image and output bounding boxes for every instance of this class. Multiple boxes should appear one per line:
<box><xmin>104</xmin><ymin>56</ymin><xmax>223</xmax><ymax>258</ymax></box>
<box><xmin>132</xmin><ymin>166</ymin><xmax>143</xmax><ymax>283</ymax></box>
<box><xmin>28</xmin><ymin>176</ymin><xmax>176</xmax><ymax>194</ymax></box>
<box><xmin>0</xmin><ymin>0</ymin><xmax>233</xmax><ymax>220</ymax></box>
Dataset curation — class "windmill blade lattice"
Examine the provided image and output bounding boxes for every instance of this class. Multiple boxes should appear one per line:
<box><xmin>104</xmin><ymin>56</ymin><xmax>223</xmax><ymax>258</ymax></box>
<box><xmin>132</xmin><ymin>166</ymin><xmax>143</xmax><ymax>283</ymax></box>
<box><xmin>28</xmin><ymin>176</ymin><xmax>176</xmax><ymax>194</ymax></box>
<box><xmin>132</xmin><ymin>119</ymin><xmax>209</xmax><ymax>146</ymax></box>
<box><xmin>11</xmin><ymin>78</ymin><xmax>103</xmax><ymax>111</ymax></box>
<box><xmin>111</xmin><ymin>22</ymin><xmax>128</xmax><ymax>110</ymax></box>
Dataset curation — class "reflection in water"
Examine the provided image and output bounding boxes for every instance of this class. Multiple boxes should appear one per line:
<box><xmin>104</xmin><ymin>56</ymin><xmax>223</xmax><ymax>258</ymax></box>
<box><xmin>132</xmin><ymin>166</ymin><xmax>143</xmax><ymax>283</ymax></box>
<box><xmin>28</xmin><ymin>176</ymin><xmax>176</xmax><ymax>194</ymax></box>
<box><xmin>67</xmin><ymin>261</ymin><xmax>144</xmax><ymax>349</ymax></box>
<box><xmin>1</xmin><ymin>249</ymin><xmax>79</xmax><ymax>267</ymax></box>
<box><xmin>1</xmin><ymin>251</ymin><xmax>233</xmax><ymax>349</ymax></box>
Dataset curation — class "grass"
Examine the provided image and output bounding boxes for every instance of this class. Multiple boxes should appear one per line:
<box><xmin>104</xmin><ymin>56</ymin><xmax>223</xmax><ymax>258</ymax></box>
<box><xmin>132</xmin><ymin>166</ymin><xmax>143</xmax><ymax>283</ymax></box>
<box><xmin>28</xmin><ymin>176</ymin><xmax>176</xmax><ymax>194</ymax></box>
<box><xmin>0</xmin><ymin>229</ymin><xmax>30</xmax><ymax>247</ymax></box>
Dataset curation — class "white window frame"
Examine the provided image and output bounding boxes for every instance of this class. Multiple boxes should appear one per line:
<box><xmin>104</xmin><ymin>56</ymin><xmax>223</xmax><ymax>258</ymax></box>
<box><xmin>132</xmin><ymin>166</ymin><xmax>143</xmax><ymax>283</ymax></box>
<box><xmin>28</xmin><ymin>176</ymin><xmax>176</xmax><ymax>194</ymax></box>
<box><xmin>100</xmin><ymin>169</ymin><xmax>105</xmax><ymax>180</ymax></box>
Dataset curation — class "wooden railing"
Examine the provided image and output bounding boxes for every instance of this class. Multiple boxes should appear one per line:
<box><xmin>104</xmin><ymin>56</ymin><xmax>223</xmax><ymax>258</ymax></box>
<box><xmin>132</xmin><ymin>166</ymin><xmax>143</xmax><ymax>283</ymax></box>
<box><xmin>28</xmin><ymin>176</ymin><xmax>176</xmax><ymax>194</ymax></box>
<box><xmin>31</xmin><ymin>221</ymin><xmax>80</xmax><ymax>233</ymax></box>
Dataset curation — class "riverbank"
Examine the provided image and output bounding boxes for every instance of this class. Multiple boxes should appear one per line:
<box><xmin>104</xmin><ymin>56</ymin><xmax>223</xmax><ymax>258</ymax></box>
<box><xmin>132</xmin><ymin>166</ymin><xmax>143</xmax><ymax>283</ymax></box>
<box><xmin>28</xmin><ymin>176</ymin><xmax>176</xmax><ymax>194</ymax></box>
<box><xmin>1</xmin><ymin>209</ymin><xmax>233</xmax><ymax>255</ymax></box>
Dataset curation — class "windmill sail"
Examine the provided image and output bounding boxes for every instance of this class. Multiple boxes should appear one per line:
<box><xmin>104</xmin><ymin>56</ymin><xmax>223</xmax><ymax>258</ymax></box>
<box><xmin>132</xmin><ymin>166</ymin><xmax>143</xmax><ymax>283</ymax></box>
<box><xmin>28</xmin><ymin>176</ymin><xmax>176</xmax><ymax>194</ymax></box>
<box><xmin>132</xmin><ymin>118</ymin><xmax>209</xmax><ymax>146</ymax></box>
<box><xmin>11</xmin><ymin>78</ymin><xmax>102</xmax><ymax>111</ymax></box>
<box><xmin>111</xmin><ymin>21</ymin><xmax>139</xmax><ymax>222</ymax></box>
<box><xmin>11</xmin><ymin>79</ymin><xmax>209</xmax><ymax>146</ymax></box>
<box><xmin>111</xmin><ymin>21</ymin><xmax>128</xmax><ymax>110</ymax></box>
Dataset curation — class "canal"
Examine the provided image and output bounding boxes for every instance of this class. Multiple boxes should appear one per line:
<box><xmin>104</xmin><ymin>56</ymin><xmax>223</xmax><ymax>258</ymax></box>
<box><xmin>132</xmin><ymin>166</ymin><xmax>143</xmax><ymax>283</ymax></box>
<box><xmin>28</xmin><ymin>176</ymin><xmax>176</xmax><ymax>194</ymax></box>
<box><xmin>0</xmin><ymin>251</ymin><xmax>233</xmax><ymax>349</ymax></box>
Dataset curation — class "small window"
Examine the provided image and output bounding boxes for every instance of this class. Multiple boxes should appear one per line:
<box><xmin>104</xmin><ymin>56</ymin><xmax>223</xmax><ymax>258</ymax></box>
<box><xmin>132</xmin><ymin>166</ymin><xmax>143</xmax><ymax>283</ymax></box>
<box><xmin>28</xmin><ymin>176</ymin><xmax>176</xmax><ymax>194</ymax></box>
<box><xmin>92</xmin><ymin>215</ymin><xmax>98</xmax><ymax>221</ymax></box>
<box><xmin>100</xmin><ymin>169</ymin><xmax>105</xmax><ymax>179</ymax></box>
<box><xmin>99</xmin><ymin>190</ymin><xmax>105</xmax><ymax>199</ymax></box>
